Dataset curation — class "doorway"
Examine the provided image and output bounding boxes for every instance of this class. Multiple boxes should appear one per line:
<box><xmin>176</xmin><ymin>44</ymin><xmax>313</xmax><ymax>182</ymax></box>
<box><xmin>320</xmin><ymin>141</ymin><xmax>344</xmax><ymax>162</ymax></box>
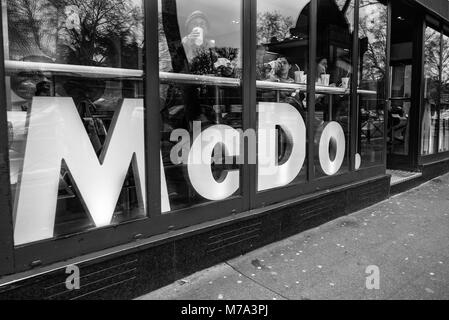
<box><xmin>387</xmin><ymin>0</ymin><xmax>420</xmax><ymax>172</ymax></box>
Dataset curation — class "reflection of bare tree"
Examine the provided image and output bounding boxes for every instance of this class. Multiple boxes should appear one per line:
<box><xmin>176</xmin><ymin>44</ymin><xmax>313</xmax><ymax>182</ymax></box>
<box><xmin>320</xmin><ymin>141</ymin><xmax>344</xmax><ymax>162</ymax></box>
<box><xmin>8</xmin><ymin>0</ymin><xmax>143</xmax><ymax>68</ymax></box>
<box><xmin>7</xmin><ymin>0</ymin><xmax>58</xmax><ymax>58</ymax></box>
<box><xmin>443</xmin><ymin>37</ymin><xmax>449</xmax><ymax>76</ymax></box>
<box><xmin>442</xmin><ymin>36</ymin><xmax>449</xmax><ymax>91</ymax></box>
<box><xmin>55</xmin><ymin>0</ymin><xmax>143</xmax><ymax>68</ymax></box>
<box><xmin>424</xmin><ymin>28</ymin><xmax>441</xmax><ymax>102</ymax></box>
<box><xmin>257</xmin><ymin>11</ymin><xmax>294</xmax><ymax>44</ymax></box>
<box><xmin>359</xmin><ymin>2</ymin><xmax>387</xmax><ymax>82</ymax></box>
<box><xmin>424</xmin><ymin>28</ymin><xmax>441</xmax><ymax>79</ymax></box>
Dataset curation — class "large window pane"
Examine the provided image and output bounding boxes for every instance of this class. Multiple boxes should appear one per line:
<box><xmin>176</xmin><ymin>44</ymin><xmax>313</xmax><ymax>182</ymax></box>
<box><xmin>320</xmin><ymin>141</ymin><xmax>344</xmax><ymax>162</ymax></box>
<box><xmin>315</xmin><ymin>0</ymin><xmax>354</xmax><ymax>177</ymax></box>
<box><xmin>5</xmin><ymin>0</ymin><xmax>145</xmax><ymax>245</ymax></box>
<box><xmin>358</xmin><ymin>0</ymin><xmax>387</xmax><ymax>166</ymax></box>
<box><xmin>256</xmin><ymin>0</ymin><xmax>309</xmax><ymax>192</ymax></box>
<box><xmin>439</xmin><ymin>34</ymin><xmax>449</xmax><ymax>152</ymax></box>
<box><xmin>388</xmin><ymin>64</ymin><xmax>412</xmax><ymax>156</ymax></box>
<box><xmin>159</xmin><ymin>0</ymin><xmax>243</xmax><ymax>211</ymax></box>
<box><xmin>422</xmin><ymin>26</ymin><xmax>441</xmax><ymax>155</ymax></box>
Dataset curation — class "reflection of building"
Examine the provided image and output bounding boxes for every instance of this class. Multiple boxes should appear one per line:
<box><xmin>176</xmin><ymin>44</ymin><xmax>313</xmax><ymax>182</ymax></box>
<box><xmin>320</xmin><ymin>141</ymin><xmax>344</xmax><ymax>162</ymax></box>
<box><xmin>1</xmin><ymin>0</ymin><xmax>449</xmax><ymax>300</ymax></box>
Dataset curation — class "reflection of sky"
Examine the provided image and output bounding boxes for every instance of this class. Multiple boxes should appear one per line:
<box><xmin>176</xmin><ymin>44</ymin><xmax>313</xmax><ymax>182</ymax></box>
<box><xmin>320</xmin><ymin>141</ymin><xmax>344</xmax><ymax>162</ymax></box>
<box><xmin>172</xmin><ymin>0</ymin><xmax>310</xmax><ymax>48</ymax></box>
<box><xmin>258</xmin><ymin>0</ymin><xmax>310</xmax><ymax>23</ymax></box>
<box><xmin>132</xmin><ymin>0</ymin><xmax>143</xmax><ymax>7</ymax></box>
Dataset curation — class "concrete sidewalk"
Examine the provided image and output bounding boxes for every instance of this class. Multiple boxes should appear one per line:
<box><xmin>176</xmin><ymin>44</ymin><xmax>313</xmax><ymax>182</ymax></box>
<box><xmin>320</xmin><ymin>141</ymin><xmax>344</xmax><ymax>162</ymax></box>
<box><xmin>139</xmin><ymin>174</ymin><xmax>449</xmax><ymax>300</ymax></box>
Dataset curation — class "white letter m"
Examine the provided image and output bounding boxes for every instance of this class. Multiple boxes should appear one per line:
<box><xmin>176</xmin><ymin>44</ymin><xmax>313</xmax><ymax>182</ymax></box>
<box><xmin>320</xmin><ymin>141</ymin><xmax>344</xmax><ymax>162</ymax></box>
<box><xmin>13</xmin><ymin>97</ymin><xmax>170</xmax><ymax>245</ymax></box>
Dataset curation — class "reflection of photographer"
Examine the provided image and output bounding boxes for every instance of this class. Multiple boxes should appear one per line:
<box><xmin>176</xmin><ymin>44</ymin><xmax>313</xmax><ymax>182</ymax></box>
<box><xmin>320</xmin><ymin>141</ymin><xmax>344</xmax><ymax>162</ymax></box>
<box><xmin>182</xmin><ymin>11</ymin><xmax>216</xmax><ymax>63</ymax></box>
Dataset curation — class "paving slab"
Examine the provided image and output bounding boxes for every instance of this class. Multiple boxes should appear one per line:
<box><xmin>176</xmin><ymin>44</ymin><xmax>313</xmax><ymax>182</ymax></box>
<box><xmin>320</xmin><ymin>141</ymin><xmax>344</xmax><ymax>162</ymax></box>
<box><xmin>139</xmin><ymin>174</ymin><xmax>449</xmax><ymax>300</ymax></box>
<box><xmin>137</xmin><ymin>263</ymin><xmax>286</xmax><ymax>301</ymax></box>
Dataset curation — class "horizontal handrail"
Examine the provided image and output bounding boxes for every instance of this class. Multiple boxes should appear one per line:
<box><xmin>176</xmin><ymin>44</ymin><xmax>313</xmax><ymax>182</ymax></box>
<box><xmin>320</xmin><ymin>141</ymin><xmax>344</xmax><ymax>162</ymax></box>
<box><xmin>256</xmin><ymin>80</ymin><xmax>376</xmax><ymax>95</ymax></box>
<box><xmin>4</xmin><ymin>60</ymin><xmax>143</xmax><ymax>78</ymax></box>
<box><xmin>4</xmin><ymin>60</ymin><xmax>377</xmax><ymax>95</ymax></box>
<box><xmin>160</xmin><ymin>72</ymin><xmax>241</xmax><ymax>87</ymax></box>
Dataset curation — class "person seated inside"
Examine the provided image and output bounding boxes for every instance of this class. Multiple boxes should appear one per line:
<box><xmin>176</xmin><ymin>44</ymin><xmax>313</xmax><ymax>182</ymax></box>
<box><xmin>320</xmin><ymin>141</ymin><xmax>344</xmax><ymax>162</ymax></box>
<box><xmin>259</xmin><ymin>63</ymin><xmax>273</xmax><ymax>81</ymax></box>
<box><xmin>264</xmin><ymin>56</ymin><xmax>295</xmax><ymax>83</ymax></box>
<box><xmin>316</xmin><ymin>57</ymin><xmax>328</xmax><ymax>83</ymax></box>
<box><xmin>276</xmin><ymin>56</ymin><xmax>295</xmax><ymax>83</ymax></box>
<box><xmin>262</xmin><ymin>56</ymin><xmax>306</xmax><ymax>115</ymax></box>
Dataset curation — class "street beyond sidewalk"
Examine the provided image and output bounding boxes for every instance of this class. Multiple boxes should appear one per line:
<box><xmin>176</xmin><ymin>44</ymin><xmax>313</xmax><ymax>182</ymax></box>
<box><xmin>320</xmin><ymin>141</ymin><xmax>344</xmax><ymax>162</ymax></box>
<box><xmin>139</xmin><ymin>174</ymin><xmax>449</xmax><ymax>300</ymax></box>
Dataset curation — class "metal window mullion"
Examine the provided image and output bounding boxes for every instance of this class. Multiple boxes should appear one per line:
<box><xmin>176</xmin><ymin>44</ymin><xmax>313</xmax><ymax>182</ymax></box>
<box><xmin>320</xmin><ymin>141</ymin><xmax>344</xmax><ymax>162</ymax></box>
<box><xmin>0</xmin><ymin>1</ymin><xmax>15</xmax><ymax>276</ymax></box>
<box><xmin>415</xmin><ymin>18</ymin><xmax>426</xmax><ymax>159</ymax></box>
<box><xmin>245</xmin><ymin>0</ymin><xmax>257</xmax><ymax>210</ymax></box>
<box><xmin>350</xmin><ymin>0</ymin><xmax>360</xmax><ymax>171</ymax></box>
<box><xmin>384</xmin><ymin>0</ymin><xmax>392</xmax><ymax>167</ymax></box>
<box><xmin>437</xmin><ymin>28</ymin><xmax>444</xmax><ymax>153</ymax></box>
<box><xmin>144</xmin><ymin>0</ymin><xmax>161</xmax><ymax>218</ymax></box>
<box><xmin>308</xmin><ymin>0</ymin><xmax>317</xmax><ymax>182</ymax></box>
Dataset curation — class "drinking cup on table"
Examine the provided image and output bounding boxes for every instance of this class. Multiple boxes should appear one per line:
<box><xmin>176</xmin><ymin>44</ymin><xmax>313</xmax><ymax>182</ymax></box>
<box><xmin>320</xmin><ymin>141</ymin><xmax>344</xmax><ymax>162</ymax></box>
<box><xmin>321</xmin><ymin>74</ymin><xmax>330</xmax><ymax>86</ymax></box>
<box><xmin>341</xmin><ymin>77</ymin><xmax>350</xmax><ymax>89</ymax></box>
<box><xmin>294</xmin><ymin>71</ymin><xmax>305</xmax><ymax>83</ymax></box>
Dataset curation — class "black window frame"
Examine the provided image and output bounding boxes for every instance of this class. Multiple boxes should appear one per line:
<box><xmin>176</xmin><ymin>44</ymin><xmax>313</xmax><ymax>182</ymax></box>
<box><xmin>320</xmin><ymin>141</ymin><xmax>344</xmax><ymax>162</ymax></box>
<box><xmin>0</xmin><ymin>0</ymin><xmax>167</xmax><ymax>274</ymax></box>
<box><xmin>253</xmin><ymin>0</ymin><xmax>389</xmax><ymax>209</ymax></box>
<box><xmin>0</xmin><ymin>0</ymin><xmax>390</xmax><ymax>276</ymax></box>
<box><xmin>154</xmin><ymin>0</ymin><xmax>252</xmax><ymax>226</ymax></box>
<box><xmin>418</xmin><ymin>16</ymin><xmax>449</xmax><ymax>164</ymax></box>
<box><xmin>0</xmin><ymin>5</ymin><xmax>14</xmax><ymax>275</ymax></box>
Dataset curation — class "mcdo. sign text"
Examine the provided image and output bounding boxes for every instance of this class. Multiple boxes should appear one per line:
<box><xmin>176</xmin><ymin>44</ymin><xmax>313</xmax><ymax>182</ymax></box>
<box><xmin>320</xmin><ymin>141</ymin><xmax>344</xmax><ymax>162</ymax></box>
<box><xmin>13</xmin><ymin>98</ymin><xmax>348</xmax><ymax>245</ymax></box>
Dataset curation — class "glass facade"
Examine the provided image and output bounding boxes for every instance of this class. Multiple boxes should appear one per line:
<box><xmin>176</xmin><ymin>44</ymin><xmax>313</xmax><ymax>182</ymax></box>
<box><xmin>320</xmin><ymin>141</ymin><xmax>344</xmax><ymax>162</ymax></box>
<box><xmin>4</xmin><ymin>0</ymin><xmax>146</xmax><ymax>245</ymax></box>
<box><xmin>0</xmin><ymin>0</ymin><xmax>392</xmax><ymax>271</ymax></box>
<box><xmin>422</xmin><ymin>26</ymin><xmax>441</xmax><ymax>156</ymax></box>
<box><xmin>358</xmin><ymin>0</ymin><xmax>387</xmax><ymax>165</ymax></box>
<box><xmin>315</xmin><ymin>0</ymin><xmax>353</xmax><ymax>177</ymax></box>
<box><xmin>256</xmin><ymin>0</ymin><xmax>309</xmax><ymax>190</ymax></box>
<box><xmin>389</xmin><ymin>64</ymin><xmax>412</xmax><ymax>156</ymax></box>
<box><xmin>3</xmin><ymin>0</ymin><xmax>449</xmax><ymax>294</ymax></box>
<box><xmin>439</xmin><ymin>34</ymin><xmax>449</xmax><ymax>152</ymax></box>
<box><xmin>159</xmin><ymin>0</ymin><xmax>243</xmax><ymax>211</ymax></box>
<box><xmin>421</xmin><ymin>25</ymin><xmax>449</xmax><ymax>157</ymax></box>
